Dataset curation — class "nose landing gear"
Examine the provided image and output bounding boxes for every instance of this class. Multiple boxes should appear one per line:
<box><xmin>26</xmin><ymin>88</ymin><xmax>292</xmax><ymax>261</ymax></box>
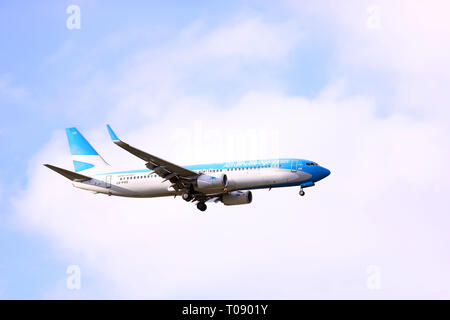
<box><xmin>299</xmin><ymin>188</ymin><xmax>305</xmax><ymax>196</ymax></box>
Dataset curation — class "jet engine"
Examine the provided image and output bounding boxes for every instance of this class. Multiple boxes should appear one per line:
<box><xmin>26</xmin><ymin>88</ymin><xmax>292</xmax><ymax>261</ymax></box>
<box><xmin>221</xmin><ymin>190</ymin><xmax>252</xmax><ymax>206</ymax></box>
<box><xmin>196</xmin><ymin>173</ymin><xmax>228</xmax><ymax>192</ymax></box>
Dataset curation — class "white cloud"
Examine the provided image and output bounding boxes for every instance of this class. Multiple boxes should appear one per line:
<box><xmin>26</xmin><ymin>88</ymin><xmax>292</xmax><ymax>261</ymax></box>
<box><xmin>12</xmin><ymin>7</ymin><xmax>450</xmax><ymax>298</ymax></box>
<box><xmin>188</xmin><ymin>17</ymin><xmax>301</xmax><ymax>61</ymax></box>
<box><xmin>52</xmin><ymin>15</ymin><xmax>301</xmax><ymax>125</ymax></box>
<box><xmin>13</xmin><ymin>83</ymin><xmax>450</xmax><ymax>298</ymax></box>
<box><xmin>288</xmin><ymin>0</ymin><xmax>450</xmax><ymax>119</ymax></box>
<box><xmin>0</xmin><ymin>74</ymin><xmax>26</xmax><ymax>100</ymax></box>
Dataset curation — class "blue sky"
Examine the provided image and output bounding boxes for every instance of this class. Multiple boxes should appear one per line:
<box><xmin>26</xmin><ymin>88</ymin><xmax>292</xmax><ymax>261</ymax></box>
<box><xmin>1</xmin><ymin>1</ymin><xmax>450</xmax><ymax>299</ymax></box>
<box><xmin>1</xmin><ymin>0</ymin><xmax>294</xmax><ymax>299</ymax></box>
<box><xmin>0</xmin><ymin>1</ymin><xmax>331</xmax><ymax>193</ymax></box>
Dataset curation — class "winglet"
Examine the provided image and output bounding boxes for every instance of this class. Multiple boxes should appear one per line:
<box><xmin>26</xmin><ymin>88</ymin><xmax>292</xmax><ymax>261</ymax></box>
<box><xmin>106</xmin><ymin>124</ymin><xmax>120</xmax><ymax>142</ymax></box>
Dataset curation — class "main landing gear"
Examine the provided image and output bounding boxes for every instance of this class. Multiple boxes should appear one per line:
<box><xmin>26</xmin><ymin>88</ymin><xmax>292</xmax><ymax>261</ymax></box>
<box><xmin>299</xmin><ymin>187</ymin><xmax>305</xmax><ymax>196</ymax></box>
<box><xmin>181</xmin><ymin>191</ymin><xmax>207</xmax><ymax>212</ymax></box>
<box><xmin>182</xmin><ymin>192</ymin><xmax>193</xmax><ymax>202</ymax></box>
<box><xmin>181</xmin><ymin>187</ymin><xmax>207</xmax><ymax>211</ymax></box>
<box><xmin>196</xmin><ymin>202</ymin><xmax>207</xmax><ymax>212</ymax></box>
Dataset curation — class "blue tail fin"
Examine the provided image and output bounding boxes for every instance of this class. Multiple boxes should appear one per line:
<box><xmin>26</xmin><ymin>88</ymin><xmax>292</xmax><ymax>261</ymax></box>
<box><xmin>65</xmin><ymin>127</ymin><xmax>110</xmax><ymax>172</ymax></box>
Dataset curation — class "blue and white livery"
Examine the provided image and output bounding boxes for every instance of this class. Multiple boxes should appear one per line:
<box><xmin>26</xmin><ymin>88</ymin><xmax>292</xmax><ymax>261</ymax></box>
<box><xmin>45</xmin><ymin>125</ymin><xmax>331</xmax><ymax>211</ymax></box>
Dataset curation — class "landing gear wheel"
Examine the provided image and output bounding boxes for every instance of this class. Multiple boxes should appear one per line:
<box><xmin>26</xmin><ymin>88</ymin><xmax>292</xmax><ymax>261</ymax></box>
<box><xmin>299</xmin><ymin>190</ymin><xmax>305</xmax><ymax>196</ymax></box>
<box><xmin>182</xmin><ymin>192</ymin><xmax>193</xmax><ymax>202</ymax></box>
<box><xmin>197</xmin><ymin>202</ymin><xmax>207</xmax><ymax>212</ymax></box>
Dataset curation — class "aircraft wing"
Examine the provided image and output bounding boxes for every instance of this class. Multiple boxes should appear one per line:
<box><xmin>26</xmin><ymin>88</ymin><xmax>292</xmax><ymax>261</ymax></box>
<box><xmin>106</xmin><ymin>125</ymin><xmax>199</xmax><ymax>187</ymax></box>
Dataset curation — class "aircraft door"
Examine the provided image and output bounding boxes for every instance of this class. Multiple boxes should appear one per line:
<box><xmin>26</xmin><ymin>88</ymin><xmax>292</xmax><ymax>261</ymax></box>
<box><xmin>106</xmin><ymin>175</ymin><xmax>112</xmax><ymax>188</ymax></box>
<box><xmin>291</xmin><ymin>160</ymin><xmax>298</xmax><ymax>172</ymax></box>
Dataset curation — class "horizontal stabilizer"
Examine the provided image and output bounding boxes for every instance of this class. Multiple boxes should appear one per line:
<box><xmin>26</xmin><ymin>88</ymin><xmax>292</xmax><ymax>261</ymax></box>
<box><xmin>44</xmin><ymin>164</ymin><xmax>91</xmax><ymax>182</ymax></box>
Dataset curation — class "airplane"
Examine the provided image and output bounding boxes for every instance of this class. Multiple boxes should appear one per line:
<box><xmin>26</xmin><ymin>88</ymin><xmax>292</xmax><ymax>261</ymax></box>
<box><xmin>44</xmin><ymin>125</ymin><xmax>331</xmax><ymax>212</ymax></box>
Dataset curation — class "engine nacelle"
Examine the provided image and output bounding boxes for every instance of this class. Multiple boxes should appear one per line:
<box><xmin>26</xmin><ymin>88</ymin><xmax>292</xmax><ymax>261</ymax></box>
<box><xmin>196</xmin><ymin>173</ymin><xmax>228</xmax><ymax>192</ymax></box>
<box><xmin>221</xmin><ymin>191</ymin><xmax>253</xmax><ymax>206</ymax></box>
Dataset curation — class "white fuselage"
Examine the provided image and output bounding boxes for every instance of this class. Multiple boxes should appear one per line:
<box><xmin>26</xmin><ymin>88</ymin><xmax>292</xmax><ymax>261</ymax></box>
<box><xmin>72</xmin><ymin>163</ymin><xmax>312</xmax><ymax>198</ymax></box>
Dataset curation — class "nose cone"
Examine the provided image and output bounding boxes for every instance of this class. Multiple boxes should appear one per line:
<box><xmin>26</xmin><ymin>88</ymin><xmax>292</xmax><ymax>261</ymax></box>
<box><xmin>317</xmin><ymin>166</ymin><xmax>331</xmax><ymax>180</ymax></box>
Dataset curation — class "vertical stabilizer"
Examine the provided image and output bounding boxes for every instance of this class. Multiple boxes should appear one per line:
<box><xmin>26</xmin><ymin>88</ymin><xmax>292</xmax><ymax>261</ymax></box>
<box><xmin>65</xmin><ymin>127</ymin><xmax>110</xmax><ymax>173</ymax></box>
